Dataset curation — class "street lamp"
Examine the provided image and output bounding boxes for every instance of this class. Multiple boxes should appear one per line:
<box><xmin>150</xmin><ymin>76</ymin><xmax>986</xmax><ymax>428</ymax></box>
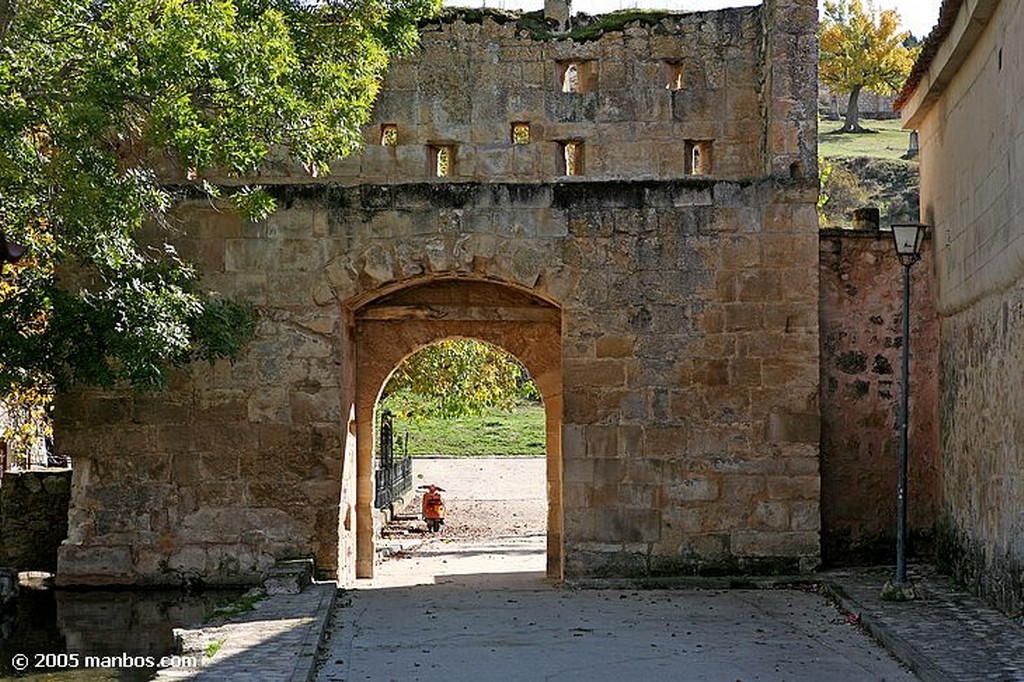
<box><xmin>889</xmin><ymin>220</ymin><xmax>928</xmax><ymax>592</ymax></box>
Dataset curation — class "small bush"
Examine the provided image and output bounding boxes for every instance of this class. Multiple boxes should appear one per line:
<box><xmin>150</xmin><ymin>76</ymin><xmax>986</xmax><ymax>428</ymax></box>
<box><xmin>821</xmin><ymin>165</ymin><xmax>871</xmax><ymax>227</ymax></box>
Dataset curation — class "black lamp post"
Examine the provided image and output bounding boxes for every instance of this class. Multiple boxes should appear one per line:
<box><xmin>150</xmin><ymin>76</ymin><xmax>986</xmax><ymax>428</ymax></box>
<box><xmin>890</xmin><ymin>221</ymin><xmax>927</xmax><ymax>588</ymax></box>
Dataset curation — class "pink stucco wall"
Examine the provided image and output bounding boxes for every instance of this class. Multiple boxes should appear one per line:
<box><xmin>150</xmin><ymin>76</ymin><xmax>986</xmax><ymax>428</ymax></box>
<box><xmin>819</xmin><ymin>229</ymin><xmax>940</xmax><ymax>564</ymax></box>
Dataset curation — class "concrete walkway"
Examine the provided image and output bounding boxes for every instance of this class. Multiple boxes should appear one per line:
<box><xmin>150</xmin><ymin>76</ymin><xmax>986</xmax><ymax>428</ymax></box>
<box><xmin>149</xmin><ymin>549</ymin><xmax>1024</xmax><ymax>681</ymax></box>
<box><xmin>316</xmin><ymin>542</ymin><xmax>911</xmax><ymax>681</ymax></box>
<box><xmin>153</xmin><ymin>582</ymin><xmax>336</xmax><ymax>682</ymax></box>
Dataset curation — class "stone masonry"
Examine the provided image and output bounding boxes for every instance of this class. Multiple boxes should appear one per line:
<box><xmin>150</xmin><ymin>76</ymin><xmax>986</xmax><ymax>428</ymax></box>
<box><xmin>54</xmin><ymin>0</ymin><xmax>820</xmax><ymax>586</ymax></box>
<box><xmin>0</xmin><ymin>470</ymin><xmax>71</xmax><ymax>572</ymax></box>
<box><xmin>898</xmin><ymin>0</ymin><xmax>1024</xmax><ymax>612</ymax></box>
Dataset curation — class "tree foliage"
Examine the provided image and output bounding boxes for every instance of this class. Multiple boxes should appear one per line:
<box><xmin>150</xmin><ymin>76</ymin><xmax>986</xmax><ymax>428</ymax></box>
<box><xmin>0</xmin><ymin>0</ymin><xmax>438</xmax><ymax>398</ymax></box>
<box><xmin>819</xmin><ymin>0</ymin><xmax>919</xmax><ymax>133</ymax></box>
<box><xmin>381</xmin><ymin>339</ymin><xmax>540</xmax><ymax>419</ymax></box>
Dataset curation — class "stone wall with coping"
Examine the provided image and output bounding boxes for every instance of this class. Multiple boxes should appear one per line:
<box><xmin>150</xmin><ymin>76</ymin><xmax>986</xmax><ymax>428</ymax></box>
<box><xmin>818</xmin><ymin>229</ymin><xmax>939</xmax><ymax>565</ymax></box>
<box><xmin>54</xmin><ymin>0</ymin><xmax>822</xmax><ymax>586</ymax></box>
<box><xmin>0</xmin><ymin>470</ymin><xmax>71</xmax><ymax>572</ymax></box>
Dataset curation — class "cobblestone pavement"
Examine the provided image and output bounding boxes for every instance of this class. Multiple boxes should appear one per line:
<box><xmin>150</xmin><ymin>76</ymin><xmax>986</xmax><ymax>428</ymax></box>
<box><xmin>824</xmin><ymin>565</ymin><xmax>1024</xmax><ymax>682</ymax></box>
<box><xmin>153</xmin><ymin>582</ymin><xmax>335</xmax><ymax>682</ymax></box>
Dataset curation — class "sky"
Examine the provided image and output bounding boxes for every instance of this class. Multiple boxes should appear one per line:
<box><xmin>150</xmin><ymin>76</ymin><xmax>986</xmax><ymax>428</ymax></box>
<box><xmin>446</xmin><ymin>0</ymin><xmax>942</xmax><ymax>39</ymax></box>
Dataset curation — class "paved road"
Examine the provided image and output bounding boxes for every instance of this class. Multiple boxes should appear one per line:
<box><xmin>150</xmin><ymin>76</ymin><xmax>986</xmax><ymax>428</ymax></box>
<box><xmin>147</xmin><ymin>459</ymin><xmax>1023</xmax><ymax>681</ymax></box>
<box><xmin>316</xmin><ymin>458</ymin><xmax>916</xmax><ymax>682</ymax></box>
<box><xmin>316</xmin><ymin>535</ymin><xmax>915</xmax><ymax>682</ymax></box>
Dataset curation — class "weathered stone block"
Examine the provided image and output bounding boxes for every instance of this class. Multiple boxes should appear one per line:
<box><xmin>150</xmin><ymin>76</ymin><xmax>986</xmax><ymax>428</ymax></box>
<box><xmin>723</xmin><ymin>303</ymin><xmax>763</xmax><ymax>332</ymax></box>
<box><xmin>752</xmin><ymin>501</ymin><xmax>790</xmax><ymax>531</ymax></box>
<box><xmin>731</xmin><ymin>530</ymin><xmax>818</xmax><ymax>558</ymax></box>
<box><xmin>665</xmin><ymin>476</ymin><xmax>720</xmax><ymax>502</ymax></box>
<box><xmin>766</xmin><ymin>475</ymin><xmax>820</xmax><ymax>501</ymax></box>
<box><xmin>766</xmin><ymin>411</ymin><xmax>820</xmax><ymax>444</ymax></box>
<box><xmin>57</xmin><ymin>545</ymin><xmax>134</xmax><ymax>586</ymax></box>
<box><xmin>595</xmin><ymin>334</ymin><xmax>634</xmax><ymax>358</ymax></box>
<box><xmin>585</xmin><ymin>425</ymin><xmax>618</xmax><ymax>458</ymax></box>
<box><xmin>563</xmin><ymin>458</ymin><xmax>595</xmax><ymax>484</ymax></box>
<box><xmin>263</xmin><ymin>558</ymin><xmax>313</xmax><ymax>595</ymax></box>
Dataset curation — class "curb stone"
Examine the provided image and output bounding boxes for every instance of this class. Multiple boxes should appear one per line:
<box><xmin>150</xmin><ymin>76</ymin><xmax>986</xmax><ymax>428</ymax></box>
<box><xmin>823</xmin><ymin>580</ymin><xmax>949</xmax><ymax>681</ymax></box>
<box><xmin>822</xmin><ymin>565</ymin><xmax>1024</xmax><ymax>682</ymax></box>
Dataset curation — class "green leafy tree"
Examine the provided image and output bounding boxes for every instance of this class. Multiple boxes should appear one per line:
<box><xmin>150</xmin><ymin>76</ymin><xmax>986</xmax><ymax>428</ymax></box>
<box><xmin>0</xmin><ymin>0</ymin><xmax>438</xmax><ymax>397</ymax></box>
<box><xmin>819</xmin><ymin>0</ymin><xmax>919</xmax><ymax>133</ymax></box>
<box><xmin>381</xmin><ymin>339</ymin><xmax>539</xmax><ymax>419</ymax></box>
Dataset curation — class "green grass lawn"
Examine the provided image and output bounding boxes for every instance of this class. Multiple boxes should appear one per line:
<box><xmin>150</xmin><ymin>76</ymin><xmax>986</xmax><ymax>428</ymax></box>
<box><xmin>818</xmin><ymin>117</ymin><xmax>913</xmax><ymax>160</ymax></box>
<box><xmin>391</xmin><ymin>403</ymin><xmax>546</xmax><ymax>457</ymax></box>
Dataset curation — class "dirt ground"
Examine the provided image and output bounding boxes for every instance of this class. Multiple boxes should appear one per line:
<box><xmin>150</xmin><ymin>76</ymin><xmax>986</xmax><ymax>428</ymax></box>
<box><xmin>384</xmin><ymin>456</ymin><xmax>547</xmax><ymax>542</ymax></box>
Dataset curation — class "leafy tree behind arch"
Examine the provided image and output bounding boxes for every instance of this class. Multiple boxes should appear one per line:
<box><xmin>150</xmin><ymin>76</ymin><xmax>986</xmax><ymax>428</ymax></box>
<box><xmin>381</xmin><ymin>339</ymin><xmax>539</xmax><ymax>419</ymax></box>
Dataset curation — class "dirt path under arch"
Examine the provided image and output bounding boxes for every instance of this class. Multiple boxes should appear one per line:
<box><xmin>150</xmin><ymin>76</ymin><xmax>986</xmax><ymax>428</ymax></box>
<box><xmin>391</xmin><ymin>456</ymin><xmax>546</xmax><ymax>541</ymax></box>
<box><xmin>374</xmin><ymin>456</ymin><xmax>548</xmax><ymax>588</ymax></box>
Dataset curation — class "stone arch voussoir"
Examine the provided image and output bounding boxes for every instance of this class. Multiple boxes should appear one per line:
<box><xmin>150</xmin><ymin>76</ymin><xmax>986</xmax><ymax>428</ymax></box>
<box><xmin>320</xmin><ymin>234</ymin><xmax>574</xmax><ymax>311</ymax></box>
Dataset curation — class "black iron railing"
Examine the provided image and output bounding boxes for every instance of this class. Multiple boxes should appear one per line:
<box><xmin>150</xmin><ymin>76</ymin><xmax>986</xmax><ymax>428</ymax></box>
<box><xmin>374</xmin><ymin>410</ymin><xmax>412</xmax><ymax>510</ymax></box>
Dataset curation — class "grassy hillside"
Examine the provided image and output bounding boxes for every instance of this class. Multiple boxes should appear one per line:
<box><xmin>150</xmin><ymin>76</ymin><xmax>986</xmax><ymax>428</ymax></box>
<box><xmin>818</xmin><ymin>117</ymin><xmax>912</xmax><ymax>161</ymax></box>
<box><xmin>818</xmin><ymin>117</ymin><xmax>921</xmax><ymax>229</ymax></box>
<box><xmin>389</xmin><ymin>404</ymin><xmax>546</xmax><ymax>457</ymax></box>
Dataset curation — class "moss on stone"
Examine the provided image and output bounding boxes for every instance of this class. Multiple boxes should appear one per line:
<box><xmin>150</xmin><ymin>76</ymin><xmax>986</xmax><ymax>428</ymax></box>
<box><xmin>427</xmin><ymin>7</ymin><xmax>688</xmax><ymax>42</ymax></box>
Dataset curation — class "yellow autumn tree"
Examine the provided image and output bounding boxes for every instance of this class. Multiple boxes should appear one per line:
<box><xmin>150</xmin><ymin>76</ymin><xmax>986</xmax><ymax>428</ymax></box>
<box><xmin>820</xmin><ymin>0</ymin><xmax>919</xmax><ymax>133</ymax></box>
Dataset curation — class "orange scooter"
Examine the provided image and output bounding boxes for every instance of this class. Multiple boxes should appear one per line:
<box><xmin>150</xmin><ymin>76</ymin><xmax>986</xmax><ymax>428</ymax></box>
<box><xmin>418</xmin><ymin>484</ymin><xmax>446</xmax><ymax>532</ymax></box>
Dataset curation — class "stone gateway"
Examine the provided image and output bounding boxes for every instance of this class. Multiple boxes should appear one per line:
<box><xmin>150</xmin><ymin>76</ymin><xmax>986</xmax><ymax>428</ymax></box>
<box><xmin>55</xmin><ymin>0</ymin><xmax>820</xmax><ymax>586</ymax></box>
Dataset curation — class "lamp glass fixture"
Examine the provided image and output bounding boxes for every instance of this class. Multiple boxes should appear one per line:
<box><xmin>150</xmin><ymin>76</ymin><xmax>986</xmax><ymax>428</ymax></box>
<box><xmin>891</xmin><ymin>221</ymin><xmax>927</xmax><ymax>258</ymax></box>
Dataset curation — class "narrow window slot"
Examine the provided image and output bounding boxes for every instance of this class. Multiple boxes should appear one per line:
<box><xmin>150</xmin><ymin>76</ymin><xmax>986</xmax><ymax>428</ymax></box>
<box><xmin>663</xmin><ymin>61</ymin><xmax>684</xmax><ymax>90</ymax></box>
<box><xmin>684</xmin><ymin>140</ymin><xmax>713</xmax><ymax>176</ymax></box>
<box><xmin>559</xmin><ymin>141</ymin><xmax>584</xmax><ymax>176</ymax></box>
<box><xmin>429</xmin><ymin>145</ymin><xmax>454</xmax><ymax>178</ymax></box>
<box><xmin>511</xmin><ymin>122</ymin><xmax>531</xmax><ymax>145</ymax></box>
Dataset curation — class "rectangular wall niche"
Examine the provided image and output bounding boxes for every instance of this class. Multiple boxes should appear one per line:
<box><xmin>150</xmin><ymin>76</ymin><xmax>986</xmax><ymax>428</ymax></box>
<box><xmin>557</xmin><ymin>60</ymin><xmax>597</xmax><ymax>93</ymax></box>
<box><xmin>663</xmin><ymin>61</ymin><xmax>684</xmax><ymax>90</ymax></box>
<box><xmin>428</xmin><ymin>144</ymin><xmax>455</xmax><ymax>177</ymax></box>
<box><xmin>511</xmin><ymin>122</ymin><xmax>531</xmax><ymax>145</ymax></box>
<box><xmin>684</xmin><ymin>140</ymin><xmax>713</xmax><ymax>175</ymax></box>
<box><xmin>380</xmin><ymin>124</ymin><xmax>398</xmax><ymax>146</ymax></box>
<box><xmin>559</xmin><ymin>141</ymin><xmax>584</xmax><ymax>176</ymax></box>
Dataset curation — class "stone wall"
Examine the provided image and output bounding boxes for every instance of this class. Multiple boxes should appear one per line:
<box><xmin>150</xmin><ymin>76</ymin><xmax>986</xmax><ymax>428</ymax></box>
<box><xmin>0</xmin><ymin>470</ymin><xmax>71</xmax><ymax>572</ymax></box>
<box><xmin>54</xmin><ymin>0</ymin><xmax>821</xmax><ymax>586</ymax></box>
<box><xmin>899</xmin><ymin>0</ymin><xmax>1024</xmax><ymax>611</ymax></box>
<box><xmin>818</xmin><ymin>85</ymin><xmax>898</xmax><ymax>121</ymax></box>
<box><xmin>333</xmin><ymin>7</ymin><xmax>767</xmax><ymax>184</ymax></box>
<box><xmin>818</xmin><ymin>230</ymin><xmax>939</xmax><ymax>565</ymax></box>
<box><xmin>936</xmin><ymin>278</ymin><xmax>1024</xmax><ymax>612</ymax></box>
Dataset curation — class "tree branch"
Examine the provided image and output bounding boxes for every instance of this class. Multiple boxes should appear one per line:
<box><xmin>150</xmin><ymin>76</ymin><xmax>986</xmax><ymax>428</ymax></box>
<box><xmin>0</xmin><ymin>0</ymin><xmax>15</xmax><ymax>47</ymax></box>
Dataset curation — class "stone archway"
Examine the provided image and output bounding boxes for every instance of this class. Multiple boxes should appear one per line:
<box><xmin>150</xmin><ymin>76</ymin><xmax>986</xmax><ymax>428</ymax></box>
<box><xmin>350</xmin><ymin>278</ymin><xmax>562</xmax><ymax>580</ymax></box>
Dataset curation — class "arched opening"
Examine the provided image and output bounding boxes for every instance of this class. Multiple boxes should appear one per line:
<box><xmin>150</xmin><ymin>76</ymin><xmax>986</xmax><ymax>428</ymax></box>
<box><xmin>349</xmin><ymin>278</ymin><xmax>562</xmax><ymax>582</ymax></box>
<box><xmin>373</xmin><ymin>338</ymin><xmax>548</xmax><ymax>578</ymax></box>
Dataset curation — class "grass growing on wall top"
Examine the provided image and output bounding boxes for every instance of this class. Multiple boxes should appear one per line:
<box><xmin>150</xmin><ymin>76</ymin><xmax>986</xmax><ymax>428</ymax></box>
<box><xmin>433</xmin><ymin>7</ymin><xmax>698</xmax><ymax>42</ymax></box>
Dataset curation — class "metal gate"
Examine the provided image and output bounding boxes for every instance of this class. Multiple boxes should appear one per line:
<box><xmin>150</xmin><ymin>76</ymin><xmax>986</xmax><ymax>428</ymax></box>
<box><xmin>374</xmin><ymin>409</ymin><xmax>412</xmax><ymax>510</ymax></box>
